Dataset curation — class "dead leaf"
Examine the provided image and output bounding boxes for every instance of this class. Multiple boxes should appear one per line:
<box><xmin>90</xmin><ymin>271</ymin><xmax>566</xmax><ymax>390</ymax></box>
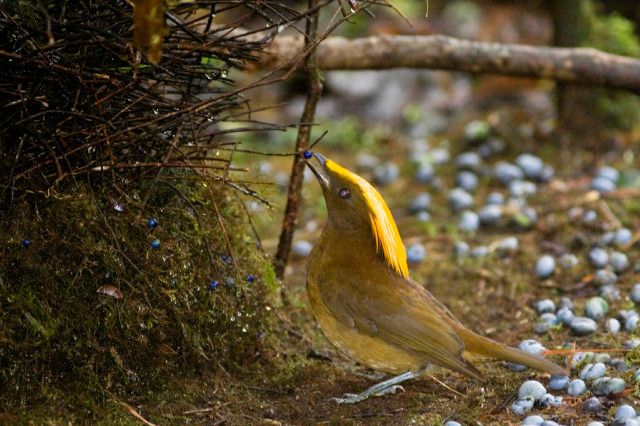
<box><xmin>97</xmin><ymin>285</ymin><xmax>123</xmax><ymax>299</ymax></box>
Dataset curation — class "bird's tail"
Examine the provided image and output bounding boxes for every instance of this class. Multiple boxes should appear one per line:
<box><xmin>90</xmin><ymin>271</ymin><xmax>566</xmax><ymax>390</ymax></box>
<box><xmin>454</xmin><ymin>325</ymin><xmax>566</xmax><ymax>375</ymax></box>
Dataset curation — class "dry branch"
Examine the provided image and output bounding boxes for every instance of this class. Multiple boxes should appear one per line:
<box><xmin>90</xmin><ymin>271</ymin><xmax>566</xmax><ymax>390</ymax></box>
<box><xmin>261</xmin><ymin>34</ymin><xmax>640</xmax><ymax>93</ymax></box>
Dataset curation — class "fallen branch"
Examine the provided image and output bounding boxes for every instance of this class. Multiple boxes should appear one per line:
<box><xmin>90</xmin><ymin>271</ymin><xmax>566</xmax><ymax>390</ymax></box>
<box><xmin>261</xmin><ymin>34</ymin><xmax>640</xmax><ymax>93</ymax></box>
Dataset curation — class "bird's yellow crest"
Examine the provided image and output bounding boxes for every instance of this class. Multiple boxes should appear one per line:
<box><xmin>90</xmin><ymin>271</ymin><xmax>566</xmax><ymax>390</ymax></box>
<box><xmin>325</xmin><ymin>160</ymin><xmax>409</xmax><ymax>278</ymax></box>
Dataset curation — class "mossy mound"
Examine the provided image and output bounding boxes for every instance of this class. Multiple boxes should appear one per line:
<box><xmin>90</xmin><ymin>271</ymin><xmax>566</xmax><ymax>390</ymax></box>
<box><xmin>0</xmin><ymin>178</ymin><xmax>276</xmax><ymax>411</ymax></box>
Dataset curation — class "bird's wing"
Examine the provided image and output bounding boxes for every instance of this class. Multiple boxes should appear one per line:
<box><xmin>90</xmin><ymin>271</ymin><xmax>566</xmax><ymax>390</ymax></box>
<box><xmin>315</xmin><ymin>267</ymin><xmax>482</xmax><ymax>379</ymax></box>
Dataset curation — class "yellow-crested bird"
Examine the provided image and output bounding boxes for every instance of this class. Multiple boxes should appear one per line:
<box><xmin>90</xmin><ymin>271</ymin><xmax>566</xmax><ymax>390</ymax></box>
<box><xmin>305</xmin><ymin>152</ymin><xmax>565</xmax><ymax>404</ymax></box>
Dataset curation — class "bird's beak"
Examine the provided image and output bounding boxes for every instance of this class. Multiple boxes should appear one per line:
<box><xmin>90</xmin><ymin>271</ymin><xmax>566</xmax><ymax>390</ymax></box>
<box><xmin>306</xmin><ymin>152</ymin><xmax>330</xmax><ymax>188</ymax></box>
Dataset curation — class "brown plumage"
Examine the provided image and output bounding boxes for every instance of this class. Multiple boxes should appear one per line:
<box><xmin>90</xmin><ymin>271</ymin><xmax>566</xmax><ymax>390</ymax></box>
<box><xmin>305</xmin><ymin>153</ymin><xmax>565</xmax><ymax>388</ymax></box>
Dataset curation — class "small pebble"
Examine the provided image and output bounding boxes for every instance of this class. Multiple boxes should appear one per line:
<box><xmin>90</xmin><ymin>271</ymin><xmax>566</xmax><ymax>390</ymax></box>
<box><xmin>559</xmin><ymin>253</ymin><xmax>579</xmax><ymax>269</ymax></box>
<box><xmin>610</xmin><ymin>251</ymin><xmax>629</xmax><ymax>273</ymax></box>
<box><xmin>591</xmin><ymin>177</ymin><xmax>616</xmax><ymax>193</ymax></box>
<box><xmin>548</xmin><ymin>375</ymin><xmax>569</xmax><ymax>390</ymax></box>
<box><xmin>456</xmin><ymin>171</ymin><xmax>479</xmax><ymax>192</ymax></box>
<box><xmin>607</xmin><ymin>318</ymin><xmax>621</xmax><ymax>334</ymax></box>
<box><xmin>591</xmin><ymin>377</ymin><xmax>626</xmax><ymax>396</ymax></box>
<box><xmin>588</xmin><ymin>247</ymin><xmax>609</xmax><ymax>269</ymax></box>
<box><xmin>534</xmin><ymin>299</ymin><xmax>556</xmax><ymax>314</ymax></box>
<box><xmin>485</xmin><ymin>191</ymin><xmax>504</xmax><ymax>205</ymax></box>
<box><xmin>615</xmin><ymin>405</ymin><xmax>637</xmax><ymax>421</ymax></box>
<box><xmin>458</xmin><ymin>210</ymin><xmax>480</xmax><ymax>232</ymax></box>
<box><xmin>408</xmin><ymin>192</ymin><xmax>432</xmax><ymax>213</ymax></box>
<box><xmin>448</xmin><ymin>188</ymin><xmax>474</xmax><ymax>212</ymax></box>
<box><xmin>556</xmin><ymin>307</ymin><xmax>574</xmax><ymax>326</ymax></box>
<box><xmin>535</xmin><ymin>255</ymin><xmax>556</xmax><ymax>279</ymax></box>
<box><xmin>478</xmin><ymin>204</ymin><xmax>502</xmax><ymax>226</ymax></box>
<box><xmin>511</xmin><ymin>397</ymin><xmax>534</xmax><ymax>415</ymax></box>
<box><xmin>567</xmin><ymin>379</ymin><xmax>587</xmax><ymax>396</ymax></box>
<box><xmin>582</xmin><ymin>397</ymin><xmax>602</xmax><ymax>412</ymax></box>
<box><xmin>614</xmin><ymin>228</ymin><xmax>633</xmax><ymax>247</ymax></box>
<box><xmin>631</xmin><ymin>283</ymin><xmax>640</xmax><ymax>303</ymax></box>
<box><xmin>579</xmin><ymin>362</ymin><xmax>607</xmax><ymax>381</ymax></box>
<box><xmin>494</xmin><ymin>161</ymin><xmax>524</xmax><ymax>185</ymax></box>
<box><xmin>522</xmin><ymin>415</ymin><xmax>544</xmax><ymax>425</ymax></box>
<box><xmin>293</xmin><ymin>240</ymin><xmax>313</xmax><ymax>257</ymax></box>
<box><xmin>150</xmin><ymin>239</ymin><xmax>160</xmax><ymax>249</ymax></box>
<box><xmin>406</xmin><ymin>243</ymin><xmax>426</xmax><ymax>264</ymax></box>
<box><xmin>585</xmin><ymin>297</ymin><xmax>609</xmax><ymax>321</ymax></box>
<box><xmin>571</xmin><ymin>317</ymin><xmax>597</xmax><ymax>335</ymax></box>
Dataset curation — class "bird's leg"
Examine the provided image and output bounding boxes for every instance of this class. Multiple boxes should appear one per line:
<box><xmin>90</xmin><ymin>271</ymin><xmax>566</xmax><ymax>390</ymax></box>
<box><xmin>332</xmin><ymin>370</ymin><xmax>420</xmax><ymax>404</ymax></box>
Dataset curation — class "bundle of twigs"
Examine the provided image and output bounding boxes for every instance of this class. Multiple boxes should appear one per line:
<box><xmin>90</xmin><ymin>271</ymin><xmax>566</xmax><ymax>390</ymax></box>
<box><xmin>0</xmin><ymin>0</ymin><xmax>311</xmax><ymax>207</ymax></box>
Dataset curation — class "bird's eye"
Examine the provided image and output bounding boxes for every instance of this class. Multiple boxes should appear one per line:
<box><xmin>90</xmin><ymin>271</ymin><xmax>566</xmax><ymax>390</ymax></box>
<box><xmin>338</xmin><ymin>187</ymin><xmax>350</xmax><ymax>199</ymax></box>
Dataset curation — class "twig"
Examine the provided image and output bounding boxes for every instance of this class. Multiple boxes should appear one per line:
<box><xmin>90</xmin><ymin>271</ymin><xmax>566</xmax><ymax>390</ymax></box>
<box><xmin>118</xmin><ymin>401</ymin><xmax>158</xmax><ymax>426</ymax></box>
<box><xmin>261</xmin><ymin>34</ymin><xmax>640</xmax><ymax>93</ymax></box>
<box><xmin>273</xmin><ymin>0</ymin><xmax>323</xmax><ymax>283</ymax></box>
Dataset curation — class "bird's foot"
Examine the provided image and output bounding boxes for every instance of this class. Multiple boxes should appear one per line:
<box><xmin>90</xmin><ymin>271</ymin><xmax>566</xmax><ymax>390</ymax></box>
<box><xmin>332</xmin><ymin>385</ymin><xmax>405</xmax><ymax>404</ymax></box>
<box><xmin>373</xmin><ymin>384</ymin><xmax>404</xmax><ymax>397</ymax></box>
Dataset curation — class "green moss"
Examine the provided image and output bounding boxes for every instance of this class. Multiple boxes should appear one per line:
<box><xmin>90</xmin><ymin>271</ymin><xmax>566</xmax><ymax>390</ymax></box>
<box><xmin>0</xmin><ymin>178</ymin><xmax>274</xmax><ymax>414</ymax></box>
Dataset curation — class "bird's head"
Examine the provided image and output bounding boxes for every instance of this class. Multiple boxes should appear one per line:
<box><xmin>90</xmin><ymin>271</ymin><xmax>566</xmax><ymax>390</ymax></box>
<box><xmin>306</xmin><ymin>152</ymin><xmax>408</xmax><ymax>278</ymax></box>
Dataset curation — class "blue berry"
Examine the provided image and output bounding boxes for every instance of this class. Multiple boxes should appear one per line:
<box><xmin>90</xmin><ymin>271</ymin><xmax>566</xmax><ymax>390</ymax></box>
<box><xmin>571</xmin><ymin>317</ymin><xmax>597</xmax><ymax>335</ymax></box>
<box><xmin>208</xmin><ymin>280</ymin><xmax>219</xmax><ymax>290</ymax></box>
<box><xmin>549</xmin><ymin>375</ymin><xmax>569</xmax><ymax>390</ymax></box>
<box><xmin>22</xmin><ymin>239</ymin><xmax>32</xmax><ymax>248</ymax></box>
<box><xmin>614</xmin><ymin>404</ymin><xmax>636</xmax><ymax>421</ymax></box>
<box><xmin>303</xmin><ymin>150</ymin><xmax>312</xmax><ymax>159</ymax></box>
<box><xmin>588</xmin><ymin>247</ymin><xmax>609</xmax><ymax>269</ymax></box>
<box><xmin>150</xmin><ymin>239</ymin><xmax>160</xmax><ymax>249</ymax></box>
<box><xmin>511</xmin><ymin>397</ymin><xmax>534</xmax><ymax>415</ymax></box>
<box><xmin>147</xmin><ymin>217</ymin><xmax>158</xmax><ymax>229</ymax></box>
<box><xmin>246</xmin><ymin>274</ymin><xmax>255</xmax><ymax>283</ymax></box>
<box><xmin>567</xmin><ymin>379</ymin><xmax>587</xmax><ymax>396</ymax></box>
<box><xmin>225</xmin><ymin>277</ymin><xmax>235</xmax><ymax>288</ymax></box>
<box><xmin>535</xmin><ymin>255</ymin><xmax>556</xmax><ymax>279</ymax></box>
<box><xmin>406</xmin><ymin>243</ymin><xmax>426</xmax><ymax>264</ymax></box>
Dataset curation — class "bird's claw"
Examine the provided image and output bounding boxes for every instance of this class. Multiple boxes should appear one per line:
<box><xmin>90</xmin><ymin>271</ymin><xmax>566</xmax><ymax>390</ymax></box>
<box><xmin>373</xmin><ymin>384</ymin><xmax>404</xmax><ymax>396</ymax></box>
<box><xmin>332</xmin><ymin>393</ymin><xmax>361</xmax><ymax>404</ymax></box>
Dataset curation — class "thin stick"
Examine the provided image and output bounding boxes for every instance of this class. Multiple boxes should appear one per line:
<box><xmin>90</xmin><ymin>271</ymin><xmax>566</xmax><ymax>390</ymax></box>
<box><xmin>273</xmin><ymin>0</ymin><xmax>323</xmax><ymax>284</ymax></box>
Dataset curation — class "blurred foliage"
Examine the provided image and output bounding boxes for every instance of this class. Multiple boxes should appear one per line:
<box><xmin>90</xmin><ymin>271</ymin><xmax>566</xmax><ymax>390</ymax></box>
<box><xmin>0</xmin><ymin>177</ymin><xmax>275</xmax><ymax>413</ymax></box>
<box><xmin>580</xmin><ymin>1</ymin><xmax>640</xmax><ymax>131</ymax></box>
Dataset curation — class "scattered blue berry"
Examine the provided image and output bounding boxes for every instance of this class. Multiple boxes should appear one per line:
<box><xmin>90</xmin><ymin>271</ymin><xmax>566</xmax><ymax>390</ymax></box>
<box><xmin>631</xmin><ymin>283</ymin><xmax>640</xmax><ymax>304</ymax></box>
<box><xmin>303</xmin><ymin>150</ymin><xmax>312</xmax><ymax>159</ymax></box>
<box><xmin>588</xmin><ymin>247</ymin><xmax>609</xmax><ymax>269</ymax></box>
<box><xmin>567</xmin><ymin>379</ymin><xmax>587</xmax><ymax>396</ymax></box>
<box><xmin>22</xmin><ymin>239</ymin><xmax>32</xmax><ymax>248</ymax></box>
<box><xmin>614</xmin><ymin>228</ymin><xmax>633</xmax><ymax>247</ymax></box>
<box><xmin>591</xmin><ymin>377</ymin><xmax>626</xmax><ymax>396</ymax></box>
<box><xmin>511</xmin><ymin>397</ymin><xmax>534</xmax><ymax>415</ymax></box>
<box><xmin>147</xmin><ymin>217</ymin><xmax>158</xmax><ymax>229</ymax></box>
<box><xmin>534</xmin><ymin>299</ymin><xmax>556</xmax><ymax>315</ymax></box>
<box><xmin>208</xmin><ymin>280</ymin><xmax>219</xmax><ymax>290</ymax></box>
<box><xmin>150</xmin><ymin>239</ymin><xmax>160</xmax><ymax>249</ymax></box>
<box><xmin>579</xmin><ymin>362</ymin><xmax>607</xmax><ymax>381</ymax></box>
<box><xmin>293</xmin><ymin>240</ymin><xmax>313</xmax><ymax>258</ymax></box>
<box><xmin>548</xmin><ymin>375</ymin><xmax>569</xmax><ymax>390</ymax></box>
<box><xmin>408</xmin><ymin>192</ymin><xmax>432</xmax><ymax>213</ymax></box>
<box><xmin>585</xmin><ymin>297</ymin><xmax>609</xmax><ymax>321</ymax></box>
<box><xmin>535</xmin><ymin>255</ymin><xmax>556</xmax><ymax>279</ymax></box>
<box><xmin>406</xmin><ymin>243</ymin><xmax>426</xmax><ymax>264</ymax></box>
<box><xmin>614</xmin><ymin>404</ymin><xmax>636</xmax><ymax>421</ymax></box>
<box><xmin>246</xmin><ymin>274</ymin><xmax>255</xmax><ymax>283</ymax></box>
<box><xmin>458</xmin><ymin>210</ymin><xmax>480</xmax><ymax>232</ymax></box>
<box><xmin>607</xmin><ymin>318</ymin><xmax>621</xmax><ymax>334</ymax></box>
<box><xmin>571</xmin><ymin>317</ymin><xmax>597</xmax><ymax>336</ymax></box>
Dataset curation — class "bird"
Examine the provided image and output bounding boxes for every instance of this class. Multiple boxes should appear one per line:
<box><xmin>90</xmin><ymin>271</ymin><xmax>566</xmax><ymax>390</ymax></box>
<box><xmin>304</xmin><ymin>151</ymin><xmax>565</xmax><ymax>404</ymax></box>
